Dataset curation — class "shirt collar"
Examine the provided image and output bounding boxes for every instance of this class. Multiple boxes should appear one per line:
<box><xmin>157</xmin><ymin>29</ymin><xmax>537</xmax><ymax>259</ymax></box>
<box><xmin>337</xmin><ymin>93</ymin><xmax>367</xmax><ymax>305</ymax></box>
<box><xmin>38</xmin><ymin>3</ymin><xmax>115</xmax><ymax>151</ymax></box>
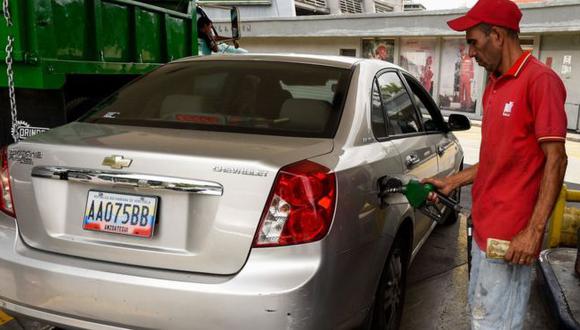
<box><xmin>506</xmin><ymin>51</ymin><xmax>532</xmax><ymax>77</ymax></box>
<box><xmin>489</xmin><ymin>51</ymin><xmax>532</xmax><ymax>82</ymax></box>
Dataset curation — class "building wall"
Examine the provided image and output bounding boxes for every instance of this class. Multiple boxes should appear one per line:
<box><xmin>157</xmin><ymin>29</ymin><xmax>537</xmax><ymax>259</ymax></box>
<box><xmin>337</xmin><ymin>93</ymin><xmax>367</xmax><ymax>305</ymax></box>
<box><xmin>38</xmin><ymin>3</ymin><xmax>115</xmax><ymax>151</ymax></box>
<box><xmin>242</xmin><ymin>37</ymin><xmax>362</xmax><ymax>55</ymax></box>
<box><xmin>202</xmin><ymin>1</ymin><xmax>296</xmax><ymax>20</ymax></box>
<box><xmin>242</xmin><ymin>33</ymin><xmax>580</xmax><ymax>125</ymax></box>
<box><xmin>222</xmin><ymin>2</ymin><xmax>580</xmax><ymax>129</ymax></box>
<box><xmin>203</xmin><ymin>0</ymin><xmax>401</xmax><ymax>21</ymax></box>
<box><xmin>539</xmin><ymin>34</ymin><xmax>580</xmax><ymax>130</ymax></box>
<box><xmin>242</xmin><ymin>36</ymin><xmax>488</xmax><ymax>119</ymax></box>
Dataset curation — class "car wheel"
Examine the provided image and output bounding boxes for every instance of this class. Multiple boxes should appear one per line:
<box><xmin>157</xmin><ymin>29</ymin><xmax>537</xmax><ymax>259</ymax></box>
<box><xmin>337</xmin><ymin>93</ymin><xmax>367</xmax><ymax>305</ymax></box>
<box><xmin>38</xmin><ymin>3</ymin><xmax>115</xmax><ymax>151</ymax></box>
<box><xmin>370</xmin><ymin>236</ymin><xmax>408</xmax><ymax>330</ymax></box>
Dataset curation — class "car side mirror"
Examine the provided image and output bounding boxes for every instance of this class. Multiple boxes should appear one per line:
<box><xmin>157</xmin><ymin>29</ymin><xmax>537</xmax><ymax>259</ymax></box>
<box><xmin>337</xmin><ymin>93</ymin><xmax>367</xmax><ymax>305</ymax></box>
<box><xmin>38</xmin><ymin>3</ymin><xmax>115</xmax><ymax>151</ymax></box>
<box><xmin>447</xmin><ymin>114</ymin><xmax>471</xmax><ymax>131</ymax></box>
<box><xmin>231</xmin><ymin>7</ymin><xmax>240</xmax><ymax>40</ymax></box>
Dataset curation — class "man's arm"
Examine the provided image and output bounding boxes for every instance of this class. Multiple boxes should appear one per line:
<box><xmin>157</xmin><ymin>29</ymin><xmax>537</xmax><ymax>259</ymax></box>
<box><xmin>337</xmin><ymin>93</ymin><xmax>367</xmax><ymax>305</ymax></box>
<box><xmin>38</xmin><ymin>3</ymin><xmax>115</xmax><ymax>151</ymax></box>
<box><xmin>423</xmin><ymin>163</ymin><xmax>479</xmax><ymax>197</ymax></box>
<box><xmin>505</xmin><ymin>142</ymin><xmax>567</xmax><ymax>265</ymax></box>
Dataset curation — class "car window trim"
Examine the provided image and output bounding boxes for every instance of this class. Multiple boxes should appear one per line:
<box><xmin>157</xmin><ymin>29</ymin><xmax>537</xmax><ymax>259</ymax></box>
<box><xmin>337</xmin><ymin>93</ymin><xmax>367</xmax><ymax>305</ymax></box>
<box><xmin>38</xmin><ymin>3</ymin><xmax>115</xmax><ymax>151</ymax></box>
<box><xmin>329</xmin><ymin>65</ymin><xmax>357</xmax><ymax>139</ymax></box>
<box><xmin>375</xmin><ymin>69</ymin><xmax>400</xmax><ymax>138</ymax></box>
<box><xmin>375</xmin><ymin>131</ymin><xmax>429</xmax><ymax>142</ymax></box>
<box><xmin>81</xmin><ymin>61</ymin><xmax>354</xmax><ymax>139</ymax></box>
<box><xmin>370</xmin><ymin>78</ymin><xmax>389</xmax><ymax>141</ymax></box>
<box><xmin>400</xmin><ymin>72</ymin><xmax>448</xmax><ymax>133</ymax></box>
<box><xmin>375</xmin><ymin>68</ymin><xmax>425</xmax><ymax>139</ymax></box>
<box><xmin>396</xmin><ymin>70</ymin><xmax>427</xmax><ymax>133</ymax></box>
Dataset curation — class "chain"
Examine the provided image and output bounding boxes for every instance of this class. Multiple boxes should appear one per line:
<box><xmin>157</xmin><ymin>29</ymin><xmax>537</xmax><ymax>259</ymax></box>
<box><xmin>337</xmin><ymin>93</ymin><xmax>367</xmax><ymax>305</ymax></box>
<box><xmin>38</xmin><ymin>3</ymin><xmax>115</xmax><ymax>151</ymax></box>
<box><xmin>5</xmin><ymin>36</ymin><xmax>17</xmax><ymax>141</ymax></box>
<box><xmin>2</xmin><ymin>0</ymin><xmax>11</xmax><ymax>27</ymax></box>
<box><xmin>3</xmin><ymin>0</ymin><xmax>18</xmax><ymax>142</ymax></box>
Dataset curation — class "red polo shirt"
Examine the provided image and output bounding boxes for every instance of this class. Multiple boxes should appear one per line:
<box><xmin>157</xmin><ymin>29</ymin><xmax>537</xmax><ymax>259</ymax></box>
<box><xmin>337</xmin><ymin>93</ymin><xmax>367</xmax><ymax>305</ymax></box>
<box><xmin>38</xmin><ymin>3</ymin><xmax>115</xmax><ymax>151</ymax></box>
<box><xmin>472</xmin><ymin>51</ymin><xmax>567</xmax><ymax>252</ymax></box>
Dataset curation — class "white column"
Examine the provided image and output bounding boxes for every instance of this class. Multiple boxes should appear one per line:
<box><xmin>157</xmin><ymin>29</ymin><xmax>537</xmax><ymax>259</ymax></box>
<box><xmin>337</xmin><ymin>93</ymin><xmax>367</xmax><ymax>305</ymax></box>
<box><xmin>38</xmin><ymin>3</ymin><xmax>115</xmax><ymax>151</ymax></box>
<box><xmin>363</xmin><ymin>0</ymin><xmax>376</xmax><ymax>13</ymax></box>
<box><xmin>327</xmin><ymin>0</ymin><xmax>342</xmax><ymax>14</ymax></box>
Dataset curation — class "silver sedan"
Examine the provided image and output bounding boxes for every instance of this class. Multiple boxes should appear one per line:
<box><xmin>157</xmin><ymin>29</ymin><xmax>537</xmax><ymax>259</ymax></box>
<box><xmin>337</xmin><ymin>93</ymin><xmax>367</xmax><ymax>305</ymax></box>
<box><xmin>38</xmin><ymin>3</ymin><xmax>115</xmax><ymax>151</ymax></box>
<box><xmin>0</xmin><ymin>54</ymin><xmax>467</xmax><ymax>329</ymax></box>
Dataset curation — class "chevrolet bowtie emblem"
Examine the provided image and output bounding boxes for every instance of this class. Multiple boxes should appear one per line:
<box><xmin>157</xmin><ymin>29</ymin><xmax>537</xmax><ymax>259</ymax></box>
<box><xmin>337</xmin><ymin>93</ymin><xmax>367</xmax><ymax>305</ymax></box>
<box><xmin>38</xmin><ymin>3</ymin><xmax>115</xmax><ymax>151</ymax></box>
<box><xmin>102</xmin><ymin>155</ymin><xmax>132</xmax><ymax>169</ymax></box>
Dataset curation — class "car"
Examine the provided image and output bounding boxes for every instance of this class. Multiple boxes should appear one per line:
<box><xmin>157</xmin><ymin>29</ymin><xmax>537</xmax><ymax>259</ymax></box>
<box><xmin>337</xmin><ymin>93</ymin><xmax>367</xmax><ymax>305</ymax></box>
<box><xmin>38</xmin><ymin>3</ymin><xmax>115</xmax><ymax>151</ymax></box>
<box><xmin>0</xmin><ymin>54</ymin><xmax>468</xmax><ymax>329</ymax></box>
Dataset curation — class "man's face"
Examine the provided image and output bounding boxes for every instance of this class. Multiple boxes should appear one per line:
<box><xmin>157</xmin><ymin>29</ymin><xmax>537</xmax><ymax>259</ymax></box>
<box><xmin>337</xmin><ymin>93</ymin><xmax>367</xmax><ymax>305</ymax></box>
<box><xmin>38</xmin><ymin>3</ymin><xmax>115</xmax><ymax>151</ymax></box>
<box><xmin>466</xmin><ymin>26</ymin><xmax>502</xmax><ymax>73</ymax></box>
<box><xmin>201</xmin><ymin>23</ymin><xmax>212</xmax><ymax>34</ymax></box>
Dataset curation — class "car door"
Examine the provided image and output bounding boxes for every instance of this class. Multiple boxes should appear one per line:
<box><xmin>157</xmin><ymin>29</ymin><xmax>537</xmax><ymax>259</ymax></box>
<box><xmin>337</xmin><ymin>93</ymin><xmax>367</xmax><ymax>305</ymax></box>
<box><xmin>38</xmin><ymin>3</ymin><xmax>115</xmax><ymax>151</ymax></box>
<box><xmin>401</xmin><ymin>72</ymin><xmax>462</xmax><ymax>179</ymax></box>
<box><xmin>375</xmin><ymin>70</ymin><xmax>439</xmax><ymax>249</ymax></box>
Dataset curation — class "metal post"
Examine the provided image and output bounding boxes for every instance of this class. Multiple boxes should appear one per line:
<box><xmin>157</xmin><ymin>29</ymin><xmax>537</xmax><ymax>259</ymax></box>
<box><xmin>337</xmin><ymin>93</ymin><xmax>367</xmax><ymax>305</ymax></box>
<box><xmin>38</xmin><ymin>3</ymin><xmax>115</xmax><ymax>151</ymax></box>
<box><xmin>576</xmin><ymin>103</ymin><xmax>580</xmax><ymax>133</ymax></box>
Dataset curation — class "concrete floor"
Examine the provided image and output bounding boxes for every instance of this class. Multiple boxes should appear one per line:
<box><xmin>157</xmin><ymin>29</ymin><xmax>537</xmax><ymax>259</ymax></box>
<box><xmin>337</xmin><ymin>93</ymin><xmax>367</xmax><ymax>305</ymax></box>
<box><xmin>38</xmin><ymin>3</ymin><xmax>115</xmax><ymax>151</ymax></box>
<box><xmin>401</xmin><ymin>183</ymin><xmax>559</xmax><ymax>330</ymax></box>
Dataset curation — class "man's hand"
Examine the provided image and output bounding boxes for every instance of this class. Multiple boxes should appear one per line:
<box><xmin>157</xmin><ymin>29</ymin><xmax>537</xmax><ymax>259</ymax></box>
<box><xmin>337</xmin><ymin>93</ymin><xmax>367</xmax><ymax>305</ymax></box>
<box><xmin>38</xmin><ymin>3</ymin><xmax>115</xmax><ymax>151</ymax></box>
<box><xmin>421</xmin><ymin>163</ymin><xmax>478</xmax><ymax>203</ymax></box>
<box><xmin>504</xmin><ymin>141</ymin><xmax>567</xmax><ymax>266</ymax></box>
<box><xmin>504</xmin><ymin>228</ymin><xmax>542</xmax><ymax>265</ymax></box>
<box><xmin>421</xmin><ymin>177</ymin><xmax>456</xmax><ymax>203</ymax></box>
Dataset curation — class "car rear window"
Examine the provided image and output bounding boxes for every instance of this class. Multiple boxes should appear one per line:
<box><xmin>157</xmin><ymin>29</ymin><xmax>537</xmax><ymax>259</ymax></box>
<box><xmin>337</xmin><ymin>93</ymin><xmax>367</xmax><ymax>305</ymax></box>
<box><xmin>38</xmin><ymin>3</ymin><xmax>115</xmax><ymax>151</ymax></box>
<box><xmin>81</xmin><ymin>60</ymin><xmax>352</xmax><ymax>138</ymax></box>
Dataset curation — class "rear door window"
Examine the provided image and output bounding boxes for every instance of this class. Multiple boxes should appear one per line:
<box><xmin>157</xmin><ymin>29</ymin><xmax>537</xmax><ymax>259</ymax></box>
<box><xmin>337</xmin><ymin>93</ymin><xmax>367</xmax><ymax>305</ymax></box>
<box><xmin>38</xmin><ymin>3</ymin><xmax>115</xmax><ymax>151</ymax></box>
<box><xmin>371</xmin><ymin>79</ymin><xmax>388</xmax><ymax>139</ymax></box>
<box><xmin>376</xmin><ymin>71</ymin><xmax>423</xmax><ymax>136</ymax></box>
<box><xmin>82</xmin><ymin>61</ymin><xmax>352</xmax><ymax>138</ymax></box>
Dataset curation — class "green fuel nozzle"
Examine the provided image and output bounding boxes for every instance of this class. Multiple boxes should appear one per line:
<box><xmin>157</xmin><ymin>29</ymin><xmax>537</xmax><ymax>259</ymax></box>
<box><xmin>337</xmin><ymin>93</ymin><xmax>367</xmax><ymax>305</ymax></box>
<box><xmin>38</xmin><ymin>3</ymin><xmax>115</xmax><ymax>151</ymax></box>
<box><xmin>379</xmin><ymin>177</ymin><xmax>464</xmax><ymax>223</ymax></box>
<box><xmin>383</xmin><ymin>179</ymin><xmax>435</xmax><ymax>208</ymax></box>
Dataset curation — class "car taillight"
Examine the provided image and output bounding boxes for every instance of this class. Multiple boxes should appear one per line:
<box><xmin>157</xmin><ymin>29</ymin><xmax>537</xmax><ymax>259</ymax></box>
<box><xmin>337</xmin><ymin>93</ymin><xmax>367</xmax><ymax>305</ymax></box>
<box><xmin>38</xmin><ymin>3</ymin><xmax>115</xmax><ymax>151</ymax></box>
<box><xmin>253</xmin><ymin>160</ymin><xmax>336</xmax><ymax>247</ymax></box>
<box><xmin>0</xmin><ymin>147</ymin><xmax>15</xmax><ymax>217</ymax></box>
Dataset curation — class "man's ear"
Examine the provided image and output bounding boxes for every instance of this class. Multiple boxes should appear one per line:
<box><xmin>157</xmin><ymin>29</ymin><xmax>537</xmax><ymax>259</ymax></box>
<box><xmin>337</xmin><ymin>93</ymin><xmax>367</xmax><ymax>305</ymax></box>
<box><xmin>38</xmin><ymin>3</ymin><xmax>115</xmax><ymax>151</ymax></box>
<box><xmin>490</xmin><ymin>26</ymin><xmax>506</xmax><ymax>45</ymax></box>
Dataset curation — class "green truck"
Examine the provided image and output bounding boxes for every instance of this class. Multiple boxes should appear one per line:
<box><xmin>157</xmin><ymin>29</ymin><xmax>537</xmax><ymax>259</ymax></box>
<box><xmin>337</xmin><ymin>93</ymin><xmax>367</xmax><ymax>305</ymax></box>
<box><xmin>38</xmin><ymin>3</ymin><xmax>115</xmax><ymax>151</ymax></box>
<box><xmin>1</xmin><ymin>0</ymin><xmax>239</xmax><ymax>146</ymax></box>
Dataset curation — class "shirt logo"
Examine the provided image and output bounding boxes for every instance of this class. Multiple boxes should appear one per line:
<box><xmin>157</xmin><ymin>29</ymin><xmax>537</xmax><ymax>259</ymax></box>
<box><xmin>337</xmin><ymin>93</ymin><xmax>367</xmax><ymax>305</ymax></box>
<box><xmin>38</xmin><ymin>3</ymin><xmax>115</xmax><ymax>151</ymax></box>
<box><xmin>503</xmin><ymin>101</ymin><xmax>514</xmax><ymax>117</ymax></box>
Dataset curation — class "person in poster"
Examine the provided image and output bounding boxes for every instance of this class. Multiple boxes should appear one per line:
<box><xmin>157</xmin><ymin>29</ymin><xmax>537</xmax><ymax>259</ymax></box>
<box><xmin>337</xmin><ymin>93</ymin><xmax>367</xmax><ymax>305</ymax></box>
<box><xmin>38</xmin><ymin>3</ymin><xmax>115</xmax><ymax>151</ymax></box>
<box><xmin>374</xmin><ymin>44</ymin><xmax>390</xmax><ymax>61</ymax></box>
<box><xmin>459</xmin><ymin>45</ymin><xmax>474</xmax><ymax>108</ymax></box>
<box><xmin>420</xmin><ymin>56</ymin><xmax>434</xmax><ymax>94</ymax></box>
<box><xmin>362</xmin><ymin>39</ymin><xmax>394</xmax><ymax>63</ymax></box>
<box><xmin>400</xmin><ymin>39</ymin><xmax>437</xmax><ymax>95</ymax></box>
<box><xmin>439</xmin><ymin>39</ymin><xmax>478</xmax><ymax>112</ymax></box>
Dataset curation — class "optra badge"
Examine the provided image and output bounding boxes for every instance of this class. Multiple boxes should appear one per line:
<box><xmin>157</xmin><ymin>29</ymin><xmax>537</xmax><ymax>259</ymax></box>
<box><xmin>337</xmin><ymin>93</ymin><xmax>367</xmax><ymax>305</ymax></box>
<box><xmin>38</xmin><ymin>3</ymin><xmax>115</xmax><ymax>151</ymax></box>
<box><xmin>8</xmin><ymin>149</ymin><xmax>43</xmax><ymax>165</ymax></box>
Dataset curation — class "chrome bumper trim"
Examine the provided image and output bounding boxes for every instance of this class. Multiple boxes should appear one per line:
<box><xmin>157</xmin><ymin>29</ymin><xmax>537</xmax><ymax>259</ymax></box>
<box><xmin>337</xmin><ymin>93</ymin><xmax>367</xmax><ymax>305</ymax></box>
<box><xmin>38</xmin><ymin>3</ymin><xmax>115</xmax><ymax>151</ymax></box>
<box><xmin>31</xmin><ymin>166</ymin><xmax>223</xmax><ymax>196</ymax></box>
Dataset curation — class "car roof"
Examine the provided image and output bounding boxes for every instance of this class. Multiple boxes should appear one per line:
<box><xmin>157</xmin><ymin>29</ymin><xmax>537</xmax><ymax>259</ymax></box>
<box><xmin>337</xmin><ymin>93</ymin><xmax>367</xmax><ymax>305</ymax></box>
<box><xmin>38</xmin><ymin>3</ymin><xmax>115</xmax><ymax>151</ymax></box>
<box><xmin>174</xmin><ymin>53</ymin><xmax>401</xmax><ymax>70</ymax></box>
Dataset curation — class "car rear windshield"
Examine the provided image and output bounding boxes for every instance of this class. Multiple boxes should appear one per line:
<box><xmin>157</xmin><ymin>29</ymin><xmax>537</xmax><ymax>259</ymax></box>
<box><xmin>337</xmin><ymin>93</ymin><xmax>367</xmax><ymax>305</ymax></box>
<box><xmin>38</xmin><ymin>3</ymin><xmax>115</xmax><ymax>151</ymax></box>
<box><xmin>81</xmin><ymin>60</ymin><xmax>352</xmax><ymax>138</ymax></box>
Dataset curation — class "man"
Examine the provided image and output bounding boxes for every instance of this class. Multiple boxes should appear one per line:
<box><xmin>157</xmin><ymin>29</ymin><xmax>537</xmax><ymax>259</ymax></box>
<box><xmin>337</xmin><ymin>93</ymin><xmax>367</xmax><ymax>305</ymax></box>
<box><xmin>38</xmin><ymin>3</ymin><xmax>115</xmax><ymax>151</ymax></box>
<box><xmin>197</xmin><ymin>16</ymin><xmax>240</xmax><ymax>55</ymax></box>
<box><xmin>421</xmin><ymin>56</ymin><xmax>434</xmax><ymax>95</ymax></box>
<box><xmin>459</xmin><ymin>46</ymin><xmax>474</xmax><ymax>109</ymax></box>
<box><xmin>374</xmin><ymin>44</ymin><xmax>391</xmax><ymax>62</ymax></box>
<box><xmin>424</xmin><ymin>0</ymin><xmax>568</xmax><ymax>328</ymax></box>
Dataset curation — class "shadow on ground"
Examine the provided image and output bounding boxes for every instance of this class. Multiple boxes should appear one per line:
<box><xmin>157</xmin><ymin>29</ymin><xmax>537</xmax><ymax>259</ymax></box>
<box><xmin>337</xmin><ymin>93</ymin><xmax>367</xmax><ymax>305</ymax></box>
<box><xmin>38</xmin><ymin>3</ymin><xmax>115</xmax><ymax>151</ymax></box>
<box><xmin>401</xmin><ymin>183</ymin><xmax>558</xmax><ymax>330</ymax></box>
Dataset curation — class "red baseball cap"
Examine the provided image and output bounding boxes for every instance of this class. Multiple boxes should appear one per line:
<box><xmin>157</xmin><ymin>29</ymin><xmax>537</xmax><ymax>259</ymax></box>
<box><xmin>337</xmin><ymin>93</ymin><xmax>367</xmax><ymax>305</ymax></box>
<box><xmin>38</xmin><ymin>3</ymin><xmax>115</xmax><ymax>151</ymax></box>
<box><xmin>447</xmin><ymin>0</ymin><xmax>522</xmax><ymax>33</ymax></box>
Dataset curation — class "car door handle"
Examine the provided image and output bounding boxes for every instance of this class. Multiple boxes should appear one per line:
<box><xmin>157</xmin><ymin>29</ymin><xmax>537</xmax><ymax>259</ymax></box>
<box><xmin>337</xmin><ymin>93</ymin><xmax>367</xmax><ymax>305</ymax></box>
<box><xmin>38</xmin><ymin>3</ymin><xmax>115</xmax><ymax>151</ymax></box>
<box><xmin>405</xmin><ymin>154</ymin><xmax>421</xmax><ymax>168</ymax></box>
<box><xmin>437</xmin><ymin>145</ymin><xmax>446</xmax><ymax>156</ymax></box>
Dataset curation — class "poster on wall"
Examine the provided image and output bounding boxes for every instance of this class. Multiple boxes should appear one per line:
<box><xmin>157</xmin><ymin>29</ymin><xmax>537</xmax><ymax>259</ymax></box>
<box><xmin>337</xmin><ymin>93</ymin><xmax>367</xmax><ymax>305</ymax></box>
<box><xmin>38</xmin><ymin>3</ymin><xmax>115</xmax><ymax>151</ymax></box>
<box><xmin>439</xmin><ymin>39</ymin><xmax>477</xmax><ymax>113</ymax></box>
<box><xmin>399</xmin><ymin>38</ymin><xmax>437</xmax><ymax>95</ymax></box>
<box><xmin>362</xmin><ymin>39</ymin><xmax>395</xmax><ymax>63</ymax></box>
<box><xmin>561</xmin><ymin>55</ymin><xmax>573</xmax><ymax>78</ymax></box>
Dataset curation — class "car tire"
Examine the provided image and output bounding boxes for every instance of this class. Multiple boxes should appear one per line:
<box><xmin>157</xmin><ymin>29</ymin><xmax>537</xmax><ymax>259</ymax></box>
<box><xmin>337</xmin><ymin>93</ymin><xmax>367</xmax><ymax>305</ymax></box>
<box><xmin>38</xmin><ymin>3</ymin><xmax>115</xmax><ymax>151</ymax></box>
<box><xmin>369</xmin><ymin>235</ymin><xmax>408</xmax><ymax>330</ymax></box>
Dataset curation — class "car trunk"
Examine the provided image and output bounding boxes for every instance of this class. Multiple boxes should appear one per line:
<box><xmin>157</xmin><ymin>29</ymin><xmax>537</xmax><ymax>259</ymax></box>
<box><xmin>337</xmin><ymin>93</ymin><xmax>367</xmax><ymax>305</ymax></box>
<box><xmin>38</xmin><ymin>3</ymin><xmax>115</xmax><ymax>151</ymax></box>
<box><xmin>9</xmin><ymin>122</ymin><xmax>334</xmax><ymax>275</ymax></box>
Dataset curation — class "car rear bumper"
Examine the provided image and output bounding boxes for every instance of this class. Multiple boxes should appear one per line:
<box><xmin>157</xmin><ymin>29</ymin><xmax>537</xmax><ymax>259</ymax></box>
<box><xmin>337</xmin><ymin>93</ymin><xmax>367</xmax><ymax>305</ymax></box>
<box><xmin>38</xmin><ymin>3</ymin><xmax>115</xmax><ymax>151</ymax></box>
<box><xmin>0</xmin><ymin>214</ymin><xmax>348</xmax><ymax>330</ymax></box>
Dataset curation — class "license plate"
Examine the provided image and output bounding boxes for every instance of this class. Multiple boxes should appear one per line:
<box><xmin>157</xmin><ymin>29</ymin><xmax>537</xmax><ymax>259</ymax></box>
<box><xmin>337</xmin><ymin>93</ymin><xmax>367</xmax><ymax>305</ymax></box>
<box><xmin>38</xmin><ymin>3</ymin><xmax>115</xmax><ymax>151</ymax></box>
<box><xmin>83</xmin><ymin>191</ymin><xmax>159</xmax><ymax>238</ymax></box>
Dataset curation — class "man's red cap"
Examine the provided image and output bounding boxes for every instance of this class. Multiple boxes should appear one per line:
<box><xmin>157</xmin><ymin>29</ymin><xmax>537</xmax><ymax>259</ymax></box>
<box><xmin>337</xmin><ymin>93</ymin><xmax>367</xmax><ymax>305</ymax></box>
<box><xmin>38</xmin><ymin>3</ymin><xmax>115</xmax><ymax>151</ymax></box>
<box><xmin>447</xmin><ymin>0</ymin><xmax>522</xmax><ymax>33</ymax></box>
